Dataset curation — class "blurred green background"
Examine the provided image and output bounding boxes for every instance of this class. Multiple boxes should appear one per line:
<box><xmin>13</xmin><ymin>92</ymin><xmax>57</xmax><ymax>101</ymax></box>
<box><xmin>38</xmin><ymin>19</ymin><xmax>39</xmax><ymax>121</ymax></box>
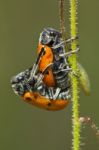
<box><xmin>0</xmin><ymin>0</ymin><xmax>99</xmax><ymax>150</ymax></box>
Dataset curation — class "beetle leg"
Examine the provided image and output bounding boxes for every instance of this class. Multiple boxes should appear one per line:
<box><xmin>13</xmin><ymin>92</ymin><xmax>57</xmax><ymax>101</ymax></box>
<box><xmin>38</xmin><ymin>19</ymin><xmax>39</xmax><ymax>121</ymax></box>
<box><xmin>60</xmin><ymin>68</ymin><xmax>72</xmax><ymax>72</ymax></box>
<box><xmin>52</xmin><ymin>88</ymin><xmax>61</xmax><ymax>100</ymax></box>
<box><xmin>69</xmin><ymin>70</ymin><xmax>80</xmax><ymax>78</ymax></box>
<box><xmin>35</xmin><ymin>63</ymin><xmax>53</xmax><ymax>88</ymax></box>
<box><xmin>52</xmin><ymin>36</ymin><xmax>78</xmax><ymax>49</ymax></box>
<box><xmin>59</xmin><ymin>47</ymin><xmax>80</xmax><ymax>57</ymax></box>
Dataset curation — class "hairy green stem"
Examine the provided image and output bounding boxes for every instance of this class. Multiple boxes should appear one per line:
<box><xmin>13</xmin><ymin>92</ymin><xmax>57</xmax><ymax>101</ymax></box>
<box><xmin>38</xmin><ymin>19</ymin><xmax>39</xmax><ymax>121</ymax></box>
<box><xmin>69</xmin><ymin>0</ymin><xmax>80</xmax><ymax>150</ymax></box>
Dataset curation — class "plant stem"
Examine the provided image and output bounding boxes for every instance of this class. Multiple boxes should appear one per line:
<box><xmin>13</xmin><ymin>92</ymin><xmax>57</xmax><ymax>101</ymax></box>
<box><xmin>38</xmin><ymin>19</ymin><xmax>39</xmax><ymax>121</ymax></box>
<box><xmin>69</xmin><ymin>0</ymin><xmax>80</xmax><ymax>150</ymax></box>
<box><xmin>59</xmin><ymin>0</ymin><xmax>68</xmax><ymax>51</ymax></box>
<box><xmin>59</xmin><ymin>0</ymin><xmax>67</xmax><ymax>46</ymax></box>
<box><xmin>59</xmin><ymin>0</ymin><xmax>65</xmax><ymax>36</ymax></box>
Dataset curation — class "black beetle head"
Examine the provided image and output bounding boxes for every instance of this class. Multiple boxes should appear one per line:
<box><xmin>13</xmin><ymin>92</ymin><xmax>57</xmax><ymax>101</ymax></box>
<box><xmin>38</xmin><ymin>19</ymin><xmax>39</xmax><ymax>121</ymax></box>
<box><xmin>11</xmin><ymin>68</ymin><xmax>32</xmax><ymax>96</ymax></box>
<box><xmin>39</xmin><ymin>27</ymin><xmax>61</xmax><ymax>46</ymax></box>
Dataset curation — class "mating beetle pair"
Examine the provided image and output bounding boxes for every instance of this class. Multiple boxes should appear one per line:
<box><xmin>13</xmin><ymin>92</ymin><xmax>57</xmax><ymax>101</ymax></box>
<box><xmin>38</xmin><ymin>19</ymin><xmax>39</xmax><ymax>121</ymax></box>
<box><xmin>11</xmin><ymin>28</ymin><xmax>90</xmax><ymax>111</ymax></box>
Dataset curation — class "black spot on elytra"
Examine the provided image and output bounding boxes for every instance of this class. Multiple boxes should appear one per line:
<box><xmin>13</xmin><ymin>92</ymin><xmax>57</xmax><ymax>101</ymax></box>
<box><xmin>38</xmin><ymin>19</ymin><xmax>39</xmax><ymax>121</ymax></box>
<box><xmin>26</xmin><ymin>97</ymin><xmax>32</xmax><ymax>101</ymax></box>
<box><xmin>43</xmin><ymin>51</ymin><xmax>46</xmax><ymax>55</ymax></box>
<box><xmin>47</xmin><ymin>102</ymin><xmax>51</xmax><ymax>106</ymax></box>
<box><xmin>34</xmin><ymin>94</ymin><xmax>38</xmax><ymax>99</ymax></box>
<box><xmin>40</xmin><ymin>71</ymin><xmax>42</xmax><ymax>73</ymax></box>
<box><xmin>46</xmin><ymin>71</ymin><xmax>49</xmax><ymax>75</ymax></box>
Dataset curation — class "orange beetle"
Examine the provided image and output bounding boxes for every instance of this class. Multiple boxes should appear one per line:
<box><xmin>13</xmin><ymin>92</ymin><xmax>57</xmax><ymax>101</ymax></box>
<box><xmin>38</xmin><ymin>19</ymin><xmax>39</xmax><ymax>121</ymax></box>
<box><xmin>11</xmin><ymin>67</ymin><xmax>70</xmax><ymax>111</ymax></box>
<box><xmin>37</xmin><ymin>28</ymin><xmax>72</xmax><ymax>92</ymax></box>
